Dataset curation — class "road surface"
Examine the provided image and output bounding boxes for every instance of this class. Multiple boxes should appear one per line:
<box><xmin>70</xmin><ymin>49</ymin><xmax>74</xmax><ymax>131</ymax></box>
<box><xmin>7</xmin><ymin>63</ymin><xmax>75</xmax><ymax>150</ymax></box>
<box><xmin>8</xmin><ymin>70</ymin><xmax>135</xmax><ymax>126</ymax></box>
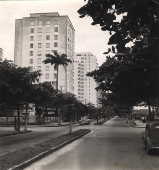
<box><xmin>26</xmin><ymin>117</ymin><xmax>159</xmax><ymax>170</ymax></box>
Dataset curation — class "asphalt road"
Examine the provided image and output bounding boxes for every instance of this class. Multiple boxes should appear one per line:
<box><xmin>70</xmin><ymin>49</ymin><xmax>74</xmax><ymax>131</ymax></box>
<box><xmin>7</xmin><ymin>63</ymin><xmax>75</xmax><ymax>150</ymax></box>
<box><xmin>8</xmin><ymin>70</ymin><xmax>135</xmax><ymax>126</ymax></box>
<box><xmin>26</xmin><ymin>117</ymin><xmax>159</xmax><ymax>170</ymax></box>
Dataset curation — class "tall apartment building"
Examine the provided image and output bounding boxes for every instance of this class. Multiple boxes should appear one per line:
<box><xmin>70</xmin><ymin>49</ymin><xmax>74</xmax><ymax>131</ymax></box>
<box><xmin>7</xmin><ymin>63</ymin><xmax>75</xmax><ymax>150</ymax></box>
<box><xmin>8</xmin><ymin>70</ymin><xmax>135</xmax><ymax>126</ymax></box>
<box><xmin>0</xmin><ymin>48</ymin><xmax>3</xmax><ymax>61</ymax></box>
<box><xmin>14</xmin><ymin>12</ymin><xmax>75</xmax><ymax>93</ymax></box>
<box><xmin>73</xmin><ymin>52</ymin><xmax>98</xmax><ymax>106</ymax></box>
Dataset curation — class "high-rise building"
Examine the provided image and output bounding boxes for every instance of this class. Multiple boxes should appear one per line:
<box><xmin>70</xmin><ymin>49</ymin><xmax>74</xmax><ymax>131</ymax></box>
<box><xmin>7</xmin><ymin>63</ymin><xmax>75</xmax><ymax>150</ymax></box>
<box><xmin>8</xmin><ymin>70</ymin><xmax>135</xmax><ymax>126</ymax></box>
<box><xmin>73</xmin><ymin>52</ymin><xmax>97</xmax><ymax>106</ymax></box>
<box><xmin>0</xmin><ymin>48</ymin><xmax>3</xmax><ymax>61</ymax></box>
<box><xmin>14</xmin><ymin>12</ymin><xmax>75</xmax><ymax>93</ymax></box>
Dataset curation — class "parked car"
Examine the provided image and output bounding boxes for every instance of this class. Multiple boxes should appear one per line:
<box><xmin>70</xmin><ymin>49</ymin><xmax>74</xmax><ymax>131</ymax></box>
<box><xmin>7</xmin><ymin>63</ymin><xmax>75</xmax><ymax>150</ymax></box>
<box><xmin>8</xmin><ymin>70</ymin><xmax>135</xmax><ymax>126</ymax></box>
<box><xmin>79</xmin><ymin>119</ymin><xmax>91</xmax><ymax>125</ymax></box>
<box><xmin>143</xmin><ymin>121</ymin><xmax>159</xmax><ymax>154</ymax></box>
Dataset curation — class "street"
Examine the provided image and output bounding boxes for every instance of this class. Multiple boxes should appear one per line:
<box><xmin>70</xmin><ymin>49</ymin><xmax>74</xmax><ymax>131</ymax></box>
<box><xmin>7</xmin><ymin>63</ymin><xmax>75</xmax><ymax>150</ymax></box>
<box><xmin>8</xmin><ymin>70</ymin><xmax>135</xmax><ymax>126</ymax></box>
<box><xmin>26</xmin><ymin>117</ymin><xmax>159</xmax><ymax>170</ymax></box>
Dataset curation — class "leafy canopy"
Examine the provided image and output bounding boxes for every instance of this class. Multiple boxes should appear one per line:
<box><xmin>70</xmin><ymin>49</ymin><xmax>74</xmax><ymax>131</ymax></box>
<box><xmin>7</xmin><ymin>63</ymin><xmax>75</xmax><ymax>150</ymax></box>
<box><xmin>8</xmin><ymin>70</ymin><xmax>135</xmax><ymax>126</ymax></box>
<box><xmin>79</xmin><ymin>0</ymin><xmax>159</xmax><ymax>107</ymax></box>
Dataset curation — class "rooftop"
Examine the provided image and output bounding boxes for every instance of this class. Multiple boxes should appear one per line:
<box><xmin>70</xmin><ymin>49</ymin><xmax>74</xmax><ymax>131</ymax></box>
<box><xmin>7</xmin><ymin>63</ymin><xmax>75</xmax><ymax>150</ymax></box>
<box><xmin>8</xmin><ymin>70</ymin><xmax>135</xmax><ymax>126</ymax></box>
<box><xmin>30</xmin><ymin>12</ymin><xmax>60</xmax><ymax>17</ymax></box>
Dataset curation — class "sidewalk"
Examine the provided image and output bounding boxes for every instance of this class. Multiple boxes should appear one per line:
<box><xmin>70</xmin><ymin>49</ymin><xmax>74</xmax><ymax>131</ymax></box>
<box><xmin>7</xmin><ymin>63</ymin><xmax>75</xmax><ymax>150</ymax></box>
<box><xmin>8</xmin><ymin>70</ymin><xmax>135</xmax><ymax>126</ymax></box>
<box><xmin>0</xmin><ymin>127</ymin><xmax>32</xmax><ymax>138</ymax></box>
<box><xmin>0</xmin><ymin>121</ymin><xmax>79</xmax><ymax>137</ymax></box>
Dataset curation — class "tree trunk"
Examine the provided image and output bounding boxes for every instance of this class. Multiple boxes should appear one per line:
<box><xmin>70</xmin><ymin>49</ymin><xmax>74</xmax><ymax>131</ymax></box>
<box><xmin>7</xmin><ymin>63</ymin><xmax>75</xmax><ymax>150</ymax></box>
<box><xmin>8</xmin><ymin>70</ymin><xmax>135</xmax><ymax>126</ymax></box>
<box><xmin>58</xmin><ymin>108</ymin><xmax>62</xmax><ymax>125</ymax></box>
<box><xmin>97</xmin><ymin>115</ymin><xmax>99</xmax><ymax>125</ymax></box>
<box><xmin>69</xmin><ymin>119</ymin><xmax>72</xmax><ymax>135</ymax></box>
<box><xmin>56</xmin><ymin>66</ymin><xmax>60</xmax><ymax>125</ymax></box>
<box><xmin>24</xmin><ymin>104</ymin><xmax>29</xmax><ymax>132</ymax></box>
<box><xmin>69</xmin><ymin>111</ymin><xmax>73</xmax><ymax>135</ymax></box>
<box><xmin>56</xmin><ymin>66</ymin><xmax>59</xmax><ymax>91</ymax></box>
<box><xmin>17</xmin><ymin>106</ymin><xmax>21</xmax><ymax>132</ymax></box>
<box><xmin>148</xmin><ymin>104</ymin><xmax>154</xmax><ymax>121</ymax></box>
<box><xmin>64</xmin><ymin>66</ymin><xmax>67</xmax><ymax>92</ymax></box>
<box><xmin>14</xmin><ymin>116</ymin><xmax>17</xmax><ymax>131</ymax></box>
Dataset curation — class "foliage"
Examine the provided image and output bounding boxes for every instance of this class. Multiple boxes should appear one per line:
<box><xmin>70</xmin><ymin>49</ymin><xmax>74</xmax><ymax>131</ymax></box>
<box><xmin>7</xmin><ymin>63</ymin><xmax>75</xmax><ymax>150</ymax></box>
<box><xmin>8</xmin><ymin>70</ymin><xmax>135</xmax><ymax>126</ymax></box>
<box><xmin>43</xmin><ymin>51</ymin><xmax>72</xmax><ymax>69</ymax></box>
<box><xmin>0</xmin><ymin>60</ymin><xmax>40</xmax><ymax>108</ymax></box>
<box><xmin>0</xmin><ymin>60</ymin><xmax>41</xmax><ymax>131</ymax></box>
<box><xmin>79</xmin><ymin>0</ymin><xmax>159</xmax><ymax>110</ymax></box>
<box><xmin>43</xmin><ymin>51</ymin><xmax>71</xmax><ymax>90</ymax></box>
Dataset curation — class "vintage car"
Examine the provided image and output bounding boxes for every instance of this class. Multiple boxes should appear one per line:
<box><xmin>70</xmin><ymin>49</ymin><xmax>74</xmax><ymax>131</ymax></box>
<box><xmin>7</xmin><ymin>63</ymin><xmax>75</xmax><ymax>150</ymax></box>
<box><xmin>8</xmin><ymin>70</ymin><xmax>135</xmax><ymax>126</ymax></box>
<box><xmin>144</xmin><ymin>121</ymin><xmax>159</xmax><ymax>154</ymax></box>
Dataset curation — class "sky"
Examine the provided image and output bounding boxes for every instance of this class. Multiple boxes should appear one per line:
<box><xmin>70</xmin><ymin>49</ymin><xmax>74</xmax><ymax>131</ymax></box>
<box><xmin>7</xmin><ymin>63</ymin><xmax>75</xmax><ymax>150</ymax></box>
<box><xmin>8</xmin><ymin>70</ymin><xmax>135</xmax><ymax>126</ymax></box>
<box><xmin>0</xmin><ymin>0</ymin><xmax>109</xmax><ymax>65</ymax></box>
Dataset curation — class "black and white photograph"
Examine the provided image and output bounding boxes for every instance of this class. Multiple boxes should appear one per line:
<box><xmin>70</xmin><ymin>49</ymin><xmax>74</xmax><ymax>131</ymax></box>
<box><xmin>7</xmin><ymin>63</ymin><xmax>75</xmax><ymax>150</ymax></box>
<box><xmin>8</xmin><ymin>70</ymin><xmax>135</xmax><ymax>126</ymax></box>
<box><xmin>0</xmin><ymin>0</ymin><xmax>159</xmax><ymax>170</ymax></box>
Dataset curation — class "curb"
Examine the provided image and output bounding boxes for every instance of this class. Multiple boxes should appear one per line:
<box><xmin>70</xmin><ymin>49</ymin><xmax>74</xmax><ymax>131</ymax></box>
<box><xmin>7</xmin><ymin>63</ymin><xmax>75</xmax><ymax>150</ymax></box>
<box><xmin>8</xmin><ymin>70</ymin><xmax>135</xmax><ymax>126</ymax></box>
<box><xmin>0</xmin><ymin>130</ymin><xmax>32</xmax><ymax>138</ymax></box>
<box><xmin>8</xmin><ymin>129</ymin><xmax>91</xmax><ymax>170</ymax></box>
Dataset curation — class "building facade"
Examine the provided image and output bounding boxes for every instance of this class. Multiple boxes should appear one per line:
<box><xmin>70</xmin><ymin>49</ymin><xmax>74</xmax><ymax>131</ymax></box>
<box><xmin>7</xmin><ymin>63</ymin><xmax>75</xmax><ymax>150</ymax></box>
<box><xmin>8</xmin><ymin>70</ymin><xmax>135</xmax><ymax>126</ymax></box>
<box><xmin>14</xmin><ymin>12</ymin><xmax>75</xmax><ymax>93</ymax></box>
<box><xmin>0</xmin><ymin>48</ymin><xmax>3</xmax><ymax>61</ymax></box>
<box><xmin>73</xmin><ymin>52</ymin><xmax>98</xmax><ymax>106</ymax></box>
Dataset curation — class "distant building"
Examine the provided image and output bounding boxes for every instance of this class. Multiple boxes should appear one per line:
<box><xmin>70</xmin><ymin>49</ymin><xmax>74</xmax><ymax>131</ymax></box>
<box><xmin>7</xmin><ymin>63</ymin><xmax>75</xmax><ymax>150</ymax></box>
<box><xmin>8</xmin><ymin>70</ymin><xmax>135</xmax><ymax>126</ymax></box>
<box><xmin>73</xmin><ymin>52</ymin><xmax>98</xmax><ymax>106</ymax></box>
<box><xmin>14</xmin><ymin>12</ymin><xmax>75</xmax><ymax>93</ymax></box>
<box><xmin>0</xmin><ymin>48</ymin><xmax>3</xmax><ymax>61</ymax></box>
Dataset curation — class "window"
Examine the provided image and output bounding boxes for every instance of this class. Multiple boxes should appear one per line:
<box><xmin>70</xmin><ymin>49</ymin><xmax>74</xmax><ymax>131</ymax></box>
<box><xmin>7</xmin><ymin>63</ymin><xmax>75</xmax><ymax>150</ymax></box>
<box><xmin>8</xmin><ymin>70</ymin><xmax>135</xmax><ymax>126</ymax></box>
<box><xmin>30</xmin><ymin>51</ymin><xmax>34</xmax><ymax>56</ymax></box>
<box><xmin>30</xmin><ymin>36</ymin><xmax>34</xmax><ymax>41</ymax></box>
<box><xmin>45</xmin><ymin>27</ymin><xmax>50</xmax><ymax>33</ymax></box>
<box><xmin>37</xmin><ymin>52</ymin><xmax>42</xmax><ymax>56</ymax></box>
<box><xmin>38</xmin><ymin>43</ymin><xmax>42</xmax><ymax>48</ymax></box>
<box><xmin>53</xmin><ymin>50</ymin><xmax>57</xmax><ymax>54</ymax></box>
<box><xmin>29</xmin><ymin>58</ymin><xmax>33</xmax><ymax>64</ymax></box>
<box><xmin>46</xmin><ymin>35</ymin><xmax>50</xmax><ymax>40</ymax></box>
<box><xmin>37</xmin><ymin>34</ymin><xmax>42</xmax><ymax>41</ymax></box>
<box><xmin>54</xmin><ymin>73</ymin><xmax>57</xmax><ymax>79</ymax></box>
<box><xmin>46</xmin><ymin>43</ymin><xmax>50</xmax><ymax>48</ymax></box>
<box><xmin>38</xmin><ymin>21</ymin><xmax>42</xmax><ymax>26</ymax></box>
<box><xmin>30</xmin><ymin>28</ymin><xmax>34</xmax><ymax>33</ymax></box>
<box><xmin>54</xmin><ymin>42</ymin><xmax>58</xmax><ymax>47</ymax></box>
<box><xmin>46</xmin><ymin>21</ymin><xmax>50</xmax><ymax>25</ymax></box>
<box><xmin>37</xmin><ymin>58</ymin><xmax>41</xmax><ymax>64</ymax></box>
<box><xmin>37</xmin><ymin>27</ymin><xmax>42</xmax><ymax>33</ymax></box>
<box><xmin>54</xmin><ymin>34</ymin><xmax>58</xmax><ymax>40</ymax></box>
<box><xmin>45</xmin><ymin>73</ymin><xmax>49</xmax><ymax>79</ymax></box>
<box><xmin>54</xmin><ymin>25</ymin><xmax>59</xmax><ymax>32</ymax></box>
<box><xmin>30</xmin><ymin>43</ymin><xmax>34</xmax><ymax>48</ymax></box>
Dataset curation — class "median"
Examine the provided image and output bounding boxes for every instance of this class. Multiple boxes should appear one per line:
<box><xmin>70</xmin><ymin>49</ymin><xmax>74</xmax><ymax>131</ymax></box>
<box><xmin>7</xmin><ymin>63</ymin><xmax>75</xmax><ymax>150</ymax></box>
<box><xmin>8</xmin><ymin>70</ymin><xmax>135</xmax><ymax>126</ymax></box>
<box><xmin>0</xmin><ymin>129</ymin><xmax>91</xmax><ymax>170</ymax></box>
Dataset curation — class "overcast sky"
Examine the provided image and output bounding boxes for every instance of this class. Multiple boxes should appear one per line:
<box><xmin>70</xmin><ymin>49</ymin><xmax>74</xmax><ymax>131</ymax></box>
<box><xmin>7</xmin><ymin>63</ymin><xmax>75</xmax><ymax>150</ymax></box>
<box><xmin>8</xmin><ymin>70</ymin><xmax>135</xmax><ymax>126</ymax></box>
<box><xmin>0</xmin><ymin>0</ymin><xmax>109</xmax><ymax>65</ymax></box>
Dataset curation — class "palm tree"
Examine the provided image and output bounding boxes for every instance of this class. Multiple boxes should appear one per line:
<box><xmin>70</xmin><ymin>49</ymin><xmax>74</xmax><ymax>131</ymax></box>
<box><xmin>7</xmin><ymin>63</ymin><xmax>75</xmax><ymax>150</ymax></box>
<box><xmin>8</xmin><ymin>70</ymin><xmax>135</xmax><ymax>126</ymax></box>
<box><xmin>43</xmin><ymin>51</ymin><xmax>71</xmax><ymax>124</ymax></box>
<box><xmin>43</xmin><ymin>51</ymin><xmax>71</xmax><ymax>91</ymax></box>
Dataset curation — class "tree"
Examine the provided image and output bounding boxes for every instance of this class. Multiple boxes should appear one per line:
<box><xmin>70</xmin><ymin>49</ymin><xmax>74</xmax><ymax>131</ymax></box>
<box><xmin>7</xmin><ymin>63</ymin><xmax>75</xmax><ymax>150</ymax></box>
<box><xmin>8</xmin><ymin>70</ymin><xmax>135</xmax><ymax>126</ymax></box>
<box><xmin>53</xmin><ymin>92</ymin><xmax>79</xmax><ymax>134</ymax></box>
<box><xmin>43</xmin><ymin>51</ymin><xmax>72</xmax><ymax>124</ymax></box>
<box><xmin>43</xmin><ymin>51</ymin><xmax>71</xmax><ymax>91</ymax></box>
<box><xmin>0</xmin><ymin>60</ymin><xmax>40</xmax><ymax>132</ymax></box>
<box><xmin>78</xmin><ymin>0</ymin><xmax>159</xmax><ymax>119</ymax></box>
<box><xmin>32</xmin><ymin>82</ymin><xmax>57</xmax><ymax>124</ymax></box>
